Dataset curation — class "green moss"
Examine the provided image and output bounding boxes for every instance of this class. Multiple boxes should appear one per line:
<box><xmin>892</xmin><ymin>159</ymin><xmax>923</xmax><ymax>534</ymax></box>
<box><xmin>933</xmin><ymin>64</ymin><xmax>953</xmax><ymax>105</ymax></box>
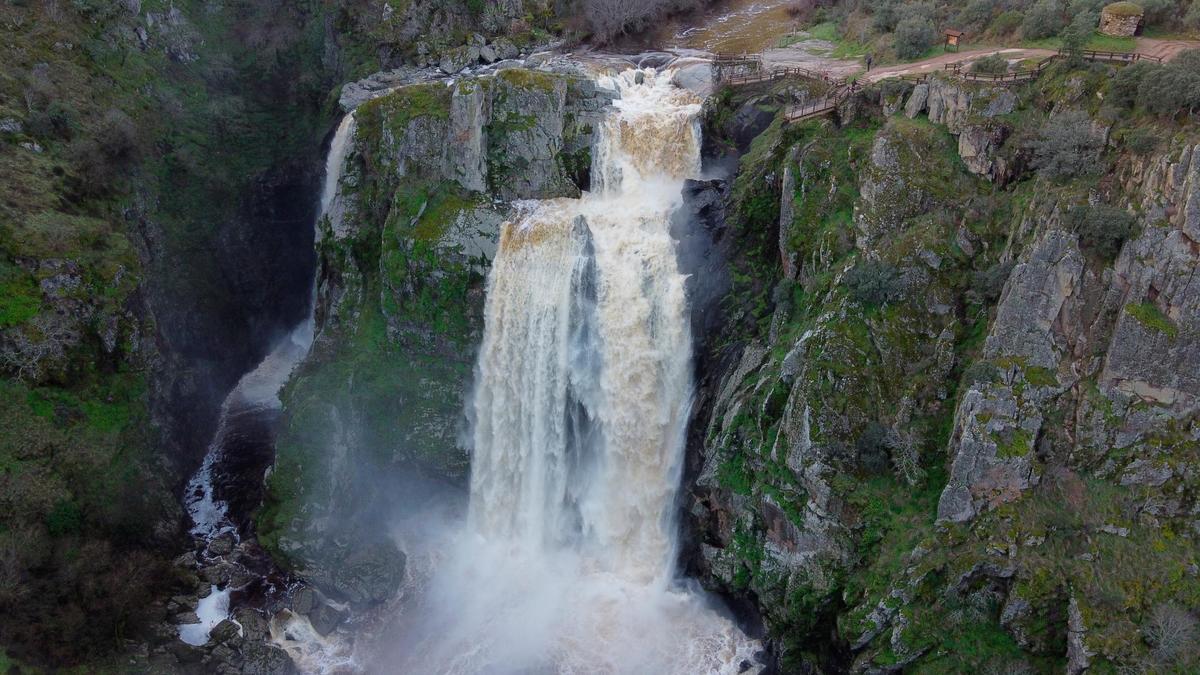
<box><xmin>495</xmin><ymin>67</ymin><xmax>559</xmax><ymax>93</ymax></box>
<box><xmin>717</xmin><ymin>453</ymin><xmax>755</xmax><ymax>496</ymax></box>
<box><xmin>0</xmin><ymin>270</ymin><xmax>41</xmax><ymax>328</ymax></box>
<box><xmin>1103</xmin><ymin>2</ymin><xmax>1144</xmax><ymax>17</ymax></box>
<box><xmin>995</xmin><ymin>428</ymin><xmax>1034</xmax><ymax>458</ymax></box>
<box><xmin>1125</xmin><ymin>301</ymin><xmax>1178</xmax><ymax>339</ymax></box>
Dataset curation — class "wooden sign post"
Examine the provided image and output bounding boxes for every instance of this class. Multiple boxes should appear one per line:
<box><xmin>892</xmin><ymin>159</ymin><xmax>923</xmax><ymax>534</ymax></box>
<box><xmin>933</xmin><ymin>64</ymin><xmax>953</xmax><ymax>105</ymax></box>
<box><xmin>944</xmin><ymin>29</ymin><xmax>964</xmax><ymax>52</ymax></box>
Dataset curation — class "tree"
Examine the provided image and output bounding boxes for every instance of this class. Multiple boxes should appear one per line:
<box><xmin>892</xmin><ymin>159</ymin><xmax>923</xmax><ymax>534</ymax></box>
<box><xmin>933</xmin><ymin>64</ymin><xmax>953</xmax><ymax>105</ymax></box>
<box><xmin>1066</xmin><ymin>203</ymin><xmax>1137</xmax><ymax>261</ymax></box>
<box><xmin>1145</xmin><ymin>604</ymin><xmax>1199</xmax><ymax>665</ymax></box>
<box><xmin>1022</xmin><ymin>0</ymin><xmax>1067</xmax><ymax>39</ymax></box>
<box><xmin>1029</xmin><ymin>110</ymin><xmax>1102</xmax><ymax>181</ymax></box>
<box><xmin>894</xmin><ymin>15</ymin><xmax>938</xmax><ymax>59</ymax></box>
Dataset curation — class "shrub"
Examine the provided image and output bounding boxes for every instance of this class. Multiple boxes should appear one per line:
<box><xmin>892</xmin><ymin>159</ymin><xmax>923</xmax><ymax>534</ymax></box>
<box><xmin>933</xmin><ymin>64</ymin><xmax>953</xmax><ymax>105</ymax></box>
<box><xmin>972</xmin><ymin>261</ymin><xmax>1015</xmax><ymax>302</ymax></box>
<box><xmin>1029</xmin><ymin>110</ymin><xmax>1102</xmax><ymax>181</ymax></box>
<box><xmin>856</xmin><ymin>422</ymin><xmax>891</xmax><ymax>475</ymax></box>
<box><xmin>957</xmin><ymin>0</ymin><xmax>998</xmax><ymax>30</ymax></box>
<box><xmin>970</xmin><ymin>54</ymin><xmax>1009</xmax><ymax>75</ymax></box>
<box><xmin>845</xmin><ymin>260</ymin><xmax>904</xmax><ymax>306</ymax></box>
<box><xmin>70</xmin><ymin>109</ymin><xmax>141</xmax><ymax>197</ymax></box>
<box><xmin>869</xmin><ymin>0</ymin><xmax>900</xmax><ymax>33</ymax></box>
<box><xmin>991</xmin><ymin>9</ymin><xmax>1024</xmax><ymax>34</ymax></box>
<box><xmin>1060</xmin><ymin>11</ymin><xmax>1098</xmax><ymax>57</ymax></box>
<box><xmin>582</xmin><ymin>0</ymin><xmax>686</xmax><ymax>43</ymax></box>
<box><xmin>46</xmin><ymin>500</ymin><xmax>83</xmax><ymax>537</ymax></box>
<box><xmin>1111</xmin><ymin>61</ymin><xmax>1158</xmax><ymax>107</ymax></box>
<box><xmin>894</xmin><ymin>15</ymin><xmax>938</xmax><ymax>59</ymax></box>
<box><xmin>1187</xmin><ymin>0</ymin><xmax>1200</xmax><ymax>30</ymax></box>
<box><xmin>1066</xmin><ymin>203</ymin><xmax>1137</xmax><ymax>260</ymax></box>
<box><xmin>1123</xmin><ymin>127</ymin><xmax>1159</xmax><ymax>154</ymax></box>
<box><xmin>1134</xmin><ymin>51</ymin><xmax>1200</xmax><ymax>116</ymax></box>
<box><xmin>1022</xmin><ymin>0</ymin><xmax>1068</xmax><ymax>39</ymax></box>
<box><xmin>26</xmin><ymin>101</ymin><xmax>76</xmax><ymax>141</ymax></box>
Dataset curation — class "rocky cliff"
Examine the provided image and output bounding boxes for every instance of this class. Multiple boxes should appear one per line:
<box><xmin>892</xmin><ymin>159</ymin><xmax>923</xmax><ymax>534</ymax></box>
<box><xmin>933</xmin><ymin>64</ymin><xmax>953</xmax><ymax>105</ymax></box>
<box><xmin>0</xmin><ymin>0</ymin><xmax>563</xmax><ymax>667</ymax></box>
<box><xmin>686</xmin><ymin>64</ymin><xmax>1200</xmax><ymax>673</ymax></box>
<box><xmin>258</xmin><ymin>64</ymin><xmax>614</xmax><ymax>605</ymax></box>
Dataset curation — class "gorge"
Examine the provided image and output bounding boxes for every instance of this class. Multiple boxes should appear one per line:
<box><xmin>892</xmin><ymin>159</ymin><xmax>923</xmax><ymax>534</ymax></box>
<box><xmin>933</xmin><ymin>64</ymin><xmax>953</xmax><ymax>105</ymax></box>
<box><xmin>3</xmin><ymin>1</ymin><xmax>1200</xmax><ymax>673</ymax></box>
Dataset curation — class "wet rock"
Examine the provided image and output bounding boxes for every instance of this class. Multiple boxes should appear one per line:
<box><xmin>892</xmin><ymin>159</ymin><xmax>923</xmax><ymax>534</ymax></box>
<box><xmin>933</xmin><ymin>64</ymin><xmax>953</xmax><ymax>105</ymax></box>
<box><xmin>210</xmin><ymin>618</ymin><xmax>242</xmax><ymax>644</ymax></box>
<box><xmin>309</xmin><ymin>600</ymin><xmax>349</xmax><ymax>636</ymax></box>
<box><xmin>234</xmin><ymin>608</ymin><xmax>271</xmax><ymax>643</ymax></box>
<box><xmin>167</xmin><ymin>640</ymin><xmax>205</xmax><ymax>664</ymax></box>
<box><xmin>730</xmin><ymin>98</ymin><xmax>776</xmax><ymax>153</ymax></box>
<box><xmin>208</xmin><ymin>532</ymin><xmax>235</xmax><ymax>556</ymax></box>
<box><xmin>326</xmin><ymin>540</ymin><xmax>406</xmax><ymax>605</ymax></box>
<box><xmin>241</xmin><ymin>643</ymin><xmax>296</xmax><ymax>675</ymax></box>
<box><xmin>0</xmin><ymin>117</ymin><xmax>21</xmax><ymax>135</ymax></box>
<box><xmin>291</xmin><ymin>586</ymin><xmax>316</xmax><ymax>615</ymax></box>
<box><xmin>671</xmin><ymin>62</ymin><xmax>713</xmax><ymax>97</ymax></box>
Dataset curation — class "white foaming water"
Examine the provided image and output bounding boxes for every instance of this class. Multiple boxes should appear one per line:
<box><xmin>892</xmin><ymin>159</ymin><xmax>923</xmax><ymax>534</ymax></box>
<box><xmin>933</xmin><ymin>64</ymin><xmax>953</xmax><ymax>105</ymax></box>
<box><xmin>381</xmin><ymin>68</ymin><xmax>759</xmax><ymax>674</ymax></box>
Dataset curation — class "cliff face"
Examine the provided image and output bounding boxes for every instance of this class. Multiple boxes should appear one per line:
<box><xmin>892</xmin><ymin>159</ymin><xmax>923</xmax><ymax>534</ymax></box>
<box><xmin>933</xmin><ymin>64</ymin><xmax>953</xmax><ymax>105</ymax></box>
<box><xmin>687</xmin><ymin>68</ymin><xmax>1200</xmax><ymax>673</ymax></box>
<box><xmin>258</xmin><ymin>65</ymin><xmax>614</xmax><ymax>605</ymax></box>
<box><xmin>0</xmin><ymin>0</ymin><xmax>561</xmax><ymax>666</ymax></box>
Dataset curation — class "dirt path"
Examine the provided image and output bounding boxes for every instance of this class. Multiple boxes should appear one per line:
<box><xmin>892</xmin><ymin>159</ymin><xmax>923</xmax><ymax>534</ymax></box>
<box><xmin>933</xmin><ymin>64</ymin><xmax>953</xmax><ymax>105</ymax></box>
<box><xmin>759</xmin><ymin>37</ymin><xmax>1198</xmax><ymax>86</ymax></box>
<box><xmin>1134</xmin><ymin>37</ymin><xmax>1200</xmax><ymax>61</ymax></box>
<box><xmin>859</xmin><ymin>47</ymin><xmax>1055</xmax><ymax>83</ymax></box>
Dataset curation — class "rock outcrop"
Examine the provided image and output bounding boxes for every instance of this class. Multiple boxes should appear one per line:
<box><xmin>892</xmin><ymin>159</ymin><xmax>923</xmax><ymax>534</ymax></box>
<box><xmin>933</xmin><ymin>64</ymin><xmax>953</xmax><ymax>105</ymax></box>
<box><xmin>687</xmin><ymin>68</ymin><xmax>1200</xmax><ymax>673</ymax></box>
<box><xmin>260</xmin><ymin>67</ymin><xmax>614</xmax><ymax>607</ymax></box>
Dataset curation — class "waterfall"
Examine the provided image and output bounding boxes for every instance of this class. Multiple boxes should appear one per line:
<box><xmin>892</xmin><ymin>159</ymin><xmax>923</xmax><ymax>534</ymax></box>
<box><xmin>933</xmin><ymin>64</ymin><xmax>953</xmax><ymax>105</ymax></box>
<box><xmin>386</xmin><ymin>68</ymin><xmax>757</xmax><ymax>674</ymax></box>
<box><xmin>470</xmin><ymin>68</ymin><xmax>701</xmax><ymax>583</ymax></box>
<box><xmin>179</xmin><ymin>112</ymin><xmax>356</xmax><ymax>647</ymax></box>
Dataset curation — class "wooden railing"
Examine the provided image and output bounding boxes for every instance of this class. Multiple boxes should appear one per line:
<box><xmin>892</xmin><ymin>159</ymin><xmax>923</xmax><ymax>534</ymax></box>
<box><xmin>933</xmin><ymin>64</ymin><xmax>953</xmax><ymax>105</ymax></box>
<box><xmin>941</xmin><ymin>47</ymin><xmax>1163</xmax><ymax>84</ymax></box>
<box><xmin>723</xmin><ymin>65</ymin><xmax>847</xmax><ymax>88</ymax></box>
<box><xmin>782</xmin><ymin>82</ymin><xmax>860</xmax><ymax>123</ymax></box>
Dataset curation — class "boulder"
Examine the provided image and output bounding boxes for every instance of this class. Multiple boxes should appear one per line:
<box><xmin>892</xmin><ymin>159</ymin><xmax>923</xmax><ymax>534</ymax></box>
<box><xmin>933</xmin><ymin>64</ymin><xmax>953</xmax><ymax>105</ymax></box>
<box><xmin>438</xmin><ymin>44</ymin><xmax>479</xmax><ymax>75</ymax></box>
<box><xmin>209</xmin><ymin>618</ymin><xmax>242</xmax><ymax>645</ymax></box>
<box><xmin>309</xmin><ymin>601</ymin><xmax>349</xmax><ymax>636</ymax></box>
<box><xmin>208</xmin><ymin>531</ymin><xmax>235</xmax><ymax>556</ymax></box>
<box><xmin>490</xmin><ymin>37</ymin><xmax>520</xmax><ymax>61</ymax></box>
<box><xmin>241</xmin><ymin>643</ymin><xmax>296</xmax><ymax>675</ymax></box>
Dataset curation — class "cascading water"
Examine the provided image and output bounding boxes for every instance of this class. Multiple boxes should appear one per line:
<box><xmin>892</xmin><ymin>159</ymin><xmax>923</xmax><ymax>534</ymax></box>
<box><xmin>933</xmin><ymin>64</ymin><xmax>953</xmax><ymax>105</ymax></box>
<box><xmin>178</xmin><ymin>112</ymin><xmax>355</xmax><ymax>648</ymax></box>
<box><xmin>379</xmin><ymin>67</ymin><xmax>758</xmax><ymax>674</ymax></box>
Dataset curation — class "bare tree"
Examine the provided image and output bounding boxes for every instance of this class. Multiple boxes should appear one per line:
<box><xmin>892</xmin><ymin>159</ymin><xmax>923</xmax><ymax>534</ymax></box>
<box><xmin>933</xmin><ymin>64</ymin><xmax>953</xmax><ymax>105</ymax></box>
<box><xmin>0</xmin><ymin>313</ymin><xmax>80</xmax><ymax>382</ymax></box>
<box><xmin>1145</xmin><ymin>603</ymin><xmax>1199</xmax><ymax>664</ymax></box>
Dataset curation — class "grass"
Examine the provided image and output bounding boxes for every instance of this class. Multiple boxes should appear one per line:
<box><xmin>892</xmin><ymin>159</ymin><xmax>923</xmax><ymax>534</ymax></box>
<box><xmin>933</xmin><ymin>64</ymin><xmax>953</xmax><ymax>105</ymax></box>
<box><xmin>1021</xmin><ymin>31</ymin><xmax>1137</xmax><ymax>52</ymax></box>
<box><xmin>781</xmin><ymin>21</ymin><xmax>870</xmax><ymax>57</ymax></box>
<box><xmin>1126</xmin><ymin>301</ymin><xmax>1178</xmax><ymax>339</ymax></box>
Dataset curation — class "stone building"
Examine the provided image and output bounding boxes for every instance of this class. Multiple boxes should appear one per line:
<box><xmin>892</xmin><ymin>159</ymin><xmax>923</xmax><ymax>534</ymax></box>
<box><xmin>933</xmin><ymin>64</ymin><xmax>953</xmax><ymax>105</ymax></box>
<box><xmin>1099</xmin><ymin>2</ymin><xmax>1144</xmax><ymax>37</ymax></box>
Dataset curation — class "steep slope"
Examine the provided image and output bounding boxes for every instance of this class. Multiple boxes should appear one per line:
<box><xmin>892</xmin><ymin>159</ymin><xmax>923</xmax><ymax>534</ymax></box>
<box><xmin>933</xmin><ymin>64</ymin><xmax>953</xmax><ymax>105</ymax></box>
<box><xmin>687</xmin><ymin>62</ymin><xmax>1200</xmax><ymax>673</ymax></box>
<box><xmin>0</xmin><ymin>0</ymin><xmax>559</xmax><ymax>667</ymax></box>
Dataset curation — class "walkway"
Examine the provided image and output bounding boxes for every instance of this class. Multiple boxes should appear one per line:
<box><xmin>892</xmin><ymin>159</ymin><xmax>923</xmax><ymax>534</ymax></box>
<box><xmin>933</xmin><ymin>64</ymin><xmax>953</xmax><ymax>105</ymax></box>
<box><xmin>719</xmin><ymin>37</ymin><xmax>1199</xmax><ymax>125</ymax></box>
